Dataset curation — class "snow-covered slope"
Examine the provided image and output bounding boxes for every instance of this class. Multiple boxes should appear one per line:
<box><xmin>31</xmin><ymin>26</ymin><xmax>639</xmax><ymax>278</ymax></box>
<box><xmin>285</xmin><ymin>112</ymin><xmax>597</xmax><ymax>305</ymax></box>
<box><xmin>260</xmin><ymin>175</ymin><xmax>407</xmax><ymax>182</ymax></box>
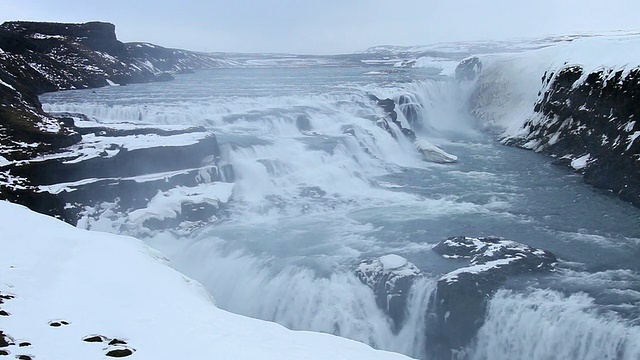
<box><xmin>0</xmin><ymin>201</ymin><xmax>412</xmax><ymax>360</ymax></box>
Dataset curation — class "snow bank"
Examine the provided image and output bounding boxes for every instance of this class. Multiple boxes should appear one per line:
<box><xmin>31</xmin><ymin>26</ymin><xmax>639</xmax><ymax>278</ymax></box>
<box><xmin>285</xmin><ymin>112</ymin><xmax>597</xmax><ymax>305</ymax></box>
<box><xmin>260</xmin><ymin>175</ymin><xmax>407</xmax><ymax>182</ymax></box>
<box><xmin>0</xmin><ymin>201</ymin><xmax>412</xmax><ymax>360</ymax></box>
<box><xmin>394</xmin><ymin>57</ymin><xmax>459</xmax><ymax>76</ymax></box>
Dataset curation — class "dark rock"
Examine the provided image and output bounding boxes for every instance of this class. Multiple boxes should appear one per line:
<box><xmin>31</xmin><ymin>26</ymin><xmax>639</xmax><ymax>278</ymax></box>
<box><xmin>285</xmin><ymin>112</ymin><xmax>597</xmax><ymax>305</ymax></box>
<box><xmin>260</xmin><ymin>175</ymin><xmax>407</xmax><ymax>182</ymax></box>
<box><xmin>355</xmin><ymin>254</ymin><xmax>421</xmax><ymax>332</ymax></box>
<box><xmin>455</xmin><ymin>57</ymin><xmax>482</xmax><ymax>81</ymax></box>
<box><xmin>108</xmin><ymin>339</ymin><xmax>127</xmax><ymax>346</ymax></box>
<box><xmin>0</xmin><ymin>330</ymin><xmax>12</xmax><ymax>347</ymax></box>
<box><xmin>106</xmin><ymin>347</ymin><xmax>135</xmax><ymax>357</ymax></box>
<box><xmin>48</xmin><ymin>320</ymin><xmax>70</xmax><ymax>327</ymax></box>
<box><xmin>16</xmin><ymin>355</ymin><xmax>32</xmax><ymax>360</ymax></box>
<box><xmin>2</xmin><ymin>123</ymin><xmax>229</xmax><ymax>224</ymax></box>
<box><xmin>82</xmin><ymin>335</ymin><xmax>106</xmax><ymax>343</ymax></box>
<box><xmin>368</xmin><ymin>94</ymin><xmax>416</xmax><ymax>141</ymax></box>
<box><xmin>18</xmin><ymin>342</ymin><xmax>30</xmax><ymax>347</ymax></box>
<box><xmin>0</xmin><ymin>310</ymin><xmax>9</xmax><ymax>316</ymax></box>
<box><xmin>427</xmin><ymin>236</ymin><xmax>556</xmax><ymax>359</ymax></box>
<box><xmin>0</xmin><ymin>349</ymin><xmax>8</xmax><ymax>355</ymax></box>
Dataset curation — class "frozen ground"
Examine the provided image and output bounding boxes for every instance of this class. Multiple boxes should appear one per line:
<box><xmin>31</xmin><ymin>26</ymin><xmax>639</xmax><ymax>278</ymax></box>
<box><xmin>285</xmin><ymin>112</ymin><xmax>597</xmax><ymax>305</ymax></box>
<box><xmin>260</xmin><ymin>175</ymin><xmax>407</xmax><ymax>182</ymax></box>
<box><xmin>0</xmin><ymin>201</ymin><xmax>412</xmax><ymax>360</ymax></box>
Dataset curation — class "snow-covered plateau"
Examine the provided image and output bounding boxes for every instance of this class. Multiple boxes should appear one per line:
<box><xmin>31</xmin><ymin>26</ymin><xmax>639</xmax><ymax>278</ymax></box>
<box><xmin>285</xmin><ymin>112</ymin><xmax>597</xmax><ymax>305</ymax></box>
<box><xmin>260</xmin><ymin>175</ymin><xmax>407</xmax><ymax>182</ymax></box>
<box><xmin>0</xmin><ymin>201</ymin><xmax>412</xmax><ymax>360</ymax></box>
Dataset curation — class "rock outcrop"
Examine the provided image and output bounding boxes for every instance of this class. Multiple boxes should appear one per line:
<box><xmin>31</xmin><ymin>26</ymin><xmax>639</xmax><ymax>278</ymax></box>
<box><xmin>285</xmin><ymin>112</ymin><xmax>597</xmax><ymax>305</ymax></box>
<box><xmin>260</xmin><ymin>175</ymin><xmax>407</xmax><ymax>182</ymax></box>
<box><xmin>426</xmin><ymin>236</ymin><xmax>556</xmax><ymax>359</ymax></box>
<box><xmin>368</xmin><ymin>94</ymin><xmax>416</xmax><ymax>140</ymax></box>
<box><xmin>506</xmin><ymin>65</ymin><xmax>640</xmax><ymax>207</ymax></box>
<box><xmin>355</xmin><ymin>255</ymin><xmax>421</xmax><ymax>332</ymax></box>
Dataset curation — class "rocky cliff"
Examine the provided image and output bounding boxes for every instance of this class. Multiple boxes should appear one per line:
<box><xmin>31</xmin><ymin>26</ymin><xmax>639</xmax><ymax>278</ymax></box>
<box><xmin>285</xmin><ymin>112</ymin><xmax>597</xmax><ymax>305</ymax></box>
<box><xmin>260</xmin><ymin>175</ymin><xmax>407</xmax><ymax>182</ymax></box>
<box><xmin>509</xmin><ymin>66</ymin><xmax>640</xmax><ymax>207</ymax></box>
<box><xmin>0</xmin><ymin>21</ymin><xmax>233</xmax><ymax>226</ymax></box>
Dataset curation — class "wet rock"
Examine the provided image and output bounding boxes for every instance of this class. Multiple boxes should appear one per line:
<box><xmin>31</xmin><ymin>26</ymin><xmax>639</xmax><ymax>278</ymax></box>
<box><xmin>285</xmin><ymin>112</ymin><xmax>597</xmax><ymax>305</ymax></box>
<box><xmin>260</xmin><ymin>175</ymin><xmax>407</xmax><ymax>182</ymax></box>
<box><xmin>356</xmin><ymin>254</ymin><xmax>421</xmax><ymax>332</ymax></box>
<box><xmin>427</xmin><ymin>236</ymin><xmax>556</xmax><ymax>359</ymax></box>
<box><xmin>368</xmin><ymin>94</ymin><xmax>416</xmax><ymax>141</ymax></box>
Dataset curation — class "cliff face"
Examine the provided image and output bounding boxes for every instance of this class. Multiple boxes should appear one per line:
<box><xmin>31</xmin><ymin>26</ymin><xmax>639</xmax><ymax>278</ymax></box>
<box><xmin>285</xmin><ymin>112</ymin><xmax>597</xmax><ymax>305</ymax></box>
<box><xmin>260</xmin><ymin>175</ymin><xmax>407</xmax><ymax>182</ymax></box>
<box><xmin>0</xmin><ymin>21</ymin><xmax>233</xmax><ymax>225</ymax></box>
<box><xmin>509</xmin><ymin>66</ymin><xmax>640</xmax><ymax>207</ymax></box>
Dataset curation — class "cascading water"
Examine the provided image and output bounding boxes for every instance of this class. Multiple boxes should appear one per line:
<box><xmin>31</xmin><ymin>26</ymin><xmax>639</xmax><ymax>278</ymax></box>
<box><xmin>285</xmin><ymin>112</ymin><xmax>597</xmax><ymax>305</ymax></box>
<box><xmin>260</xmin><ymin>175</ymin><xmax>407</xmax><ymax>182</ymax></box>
<box><xmin>41</xmin><ymin>66</ymin><xmax>640</xmax><ymax>359</ymax></box>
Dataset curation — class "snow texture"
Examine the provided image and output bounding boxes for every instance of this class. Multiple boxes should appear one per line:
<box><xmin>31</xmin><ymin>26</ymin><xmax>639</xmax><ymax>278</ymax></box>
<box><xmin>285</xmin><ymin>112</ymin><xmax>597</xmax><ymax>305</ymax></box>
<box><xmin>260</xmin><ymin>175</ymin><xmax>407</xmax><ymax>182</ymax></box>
<box><xmin>127</xmin><ymin>182</ymin><xmax>234</xmax><ymax>224</ymax></box>
<box><xmin>415</xmin><ymin>139</ymin><xmax>458</xmax><ymax>163</ymax></box>
<box><xmin>570</xmin><ymin>154</ymin><xmax>591</xmax><ymax>170</ymax></box>
<box><xmin>0</xmin><ymin>201</ymin><xmax>412</xmax><ymax>360</ymax></box>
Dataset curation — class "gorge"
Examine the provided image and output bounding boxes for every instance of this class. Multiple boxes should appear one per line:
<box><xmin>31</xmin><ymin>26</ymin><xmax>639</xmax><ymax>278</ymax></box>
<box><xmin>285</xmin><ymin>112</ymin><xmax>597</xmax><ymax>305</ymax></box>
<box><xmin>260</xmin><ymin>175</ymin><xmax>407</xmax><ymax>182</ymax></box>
<box><xmin>1</xmin><ymin>22</ymin><xmax>639</xmax><ymax>360</ymax></box>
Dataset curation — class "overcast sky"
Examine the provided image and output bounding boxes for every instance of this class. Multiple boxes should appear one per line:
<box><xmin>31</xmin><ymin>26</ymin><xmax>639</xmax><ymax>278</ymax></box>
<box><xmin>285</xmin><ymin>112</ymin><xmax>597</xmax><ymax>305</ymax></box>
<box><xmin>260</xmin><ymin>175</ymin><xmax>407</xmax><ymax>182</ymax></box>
<box><xmin>2</xmin><ymin>0</ymin><xmax>639</xmax><ymax>54</ymax></box>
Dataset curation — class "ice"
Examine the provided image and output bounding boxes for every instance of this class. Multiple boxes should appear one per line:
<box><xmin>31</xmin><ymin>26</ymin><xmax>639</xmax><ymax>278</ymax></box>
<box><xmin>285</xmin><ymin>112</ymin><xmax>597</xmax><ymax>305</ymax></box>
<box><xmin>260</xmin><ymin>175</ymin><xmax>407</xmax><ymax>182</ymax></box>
<box><xmin>571</xmin><ymin>154</ymin><xmax>591</xmax><ymax>170</ymax></box>
<box><xmin>415</xmin><ymin>139</ymin><xmax>458</xmax><ymax>163</ymax></box>
<box><xmin>127</xmin><ymin>182</ymin><xmax>235</xmax><ymax>224</ymax></box>
<box><xmin>379</xmin><ymin>254</ymin><xmax>408</xmax><ymax>271</ymax></box>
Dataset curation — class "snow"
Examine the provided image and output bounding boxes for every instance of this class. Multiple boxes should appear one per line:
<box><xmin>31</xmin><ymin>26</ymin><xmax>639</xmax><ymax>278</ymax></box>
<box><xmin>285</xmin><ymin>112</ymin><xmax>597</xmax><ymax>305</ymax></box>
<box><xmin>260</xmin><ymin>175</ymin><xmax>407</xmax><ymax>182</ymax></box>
<box><xmin>415</xmin><ymin>139</ymin><xmax>458</xmax><ymax>163</ymax></box>
<box><xmin>30</xmin><ymin>33</ymin><xmax>65</xmax><ymax>40</ymax></box>
<box><xmin>571</xmin><ymin>154</ymin><xmax>591</xmax><ymax>170</ymax></box>
<box><xmin>0</xmin><ymin>201</ymin><xmax>412</xmax><ymax>360</ymax></box>
<box><xmin>379</xmin><ymin>254</ymin><xmax>408</xmax><ymax>271</ymax></box>
<box><xmin>0</xmin><ymin>78</ymin><xmax>15</xmax><ymax>90</ymax></box>
<box><xmin>34</xmin><ymin>131</ymin><xmax>212</xmax><ymax>165</ymax></box>
<box><xmin>127</xmin><ymin>182</ymin><xmax>235</xmax><ymax>224</ymax></box>
<box><xmin>394</xmin><ymin>57</ymin><xmax>459</xmax><ymax>76</ymax></box>
<box><xmin>627</xmin><ymin>131</ymin><xmax>640</xmax><ymax>151</ymax></box>
<box><xmin>35</xmin><ymin>117</ymin><xmax>62</xmax><ymax>133</ymax></box>
<box><xmin>0</xmin><ymin>155</ymin><xmax>10</xmax><ymax>167</ymax></box>
<box><xmin>105</xmin><ymin>79</ymin><xmax>119</xmax><ymax>86</ymax></box>
<box><xmin>440</xmin><ymin>258</ymin><xmax>517</xmax><ymax>284</ymax></box>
